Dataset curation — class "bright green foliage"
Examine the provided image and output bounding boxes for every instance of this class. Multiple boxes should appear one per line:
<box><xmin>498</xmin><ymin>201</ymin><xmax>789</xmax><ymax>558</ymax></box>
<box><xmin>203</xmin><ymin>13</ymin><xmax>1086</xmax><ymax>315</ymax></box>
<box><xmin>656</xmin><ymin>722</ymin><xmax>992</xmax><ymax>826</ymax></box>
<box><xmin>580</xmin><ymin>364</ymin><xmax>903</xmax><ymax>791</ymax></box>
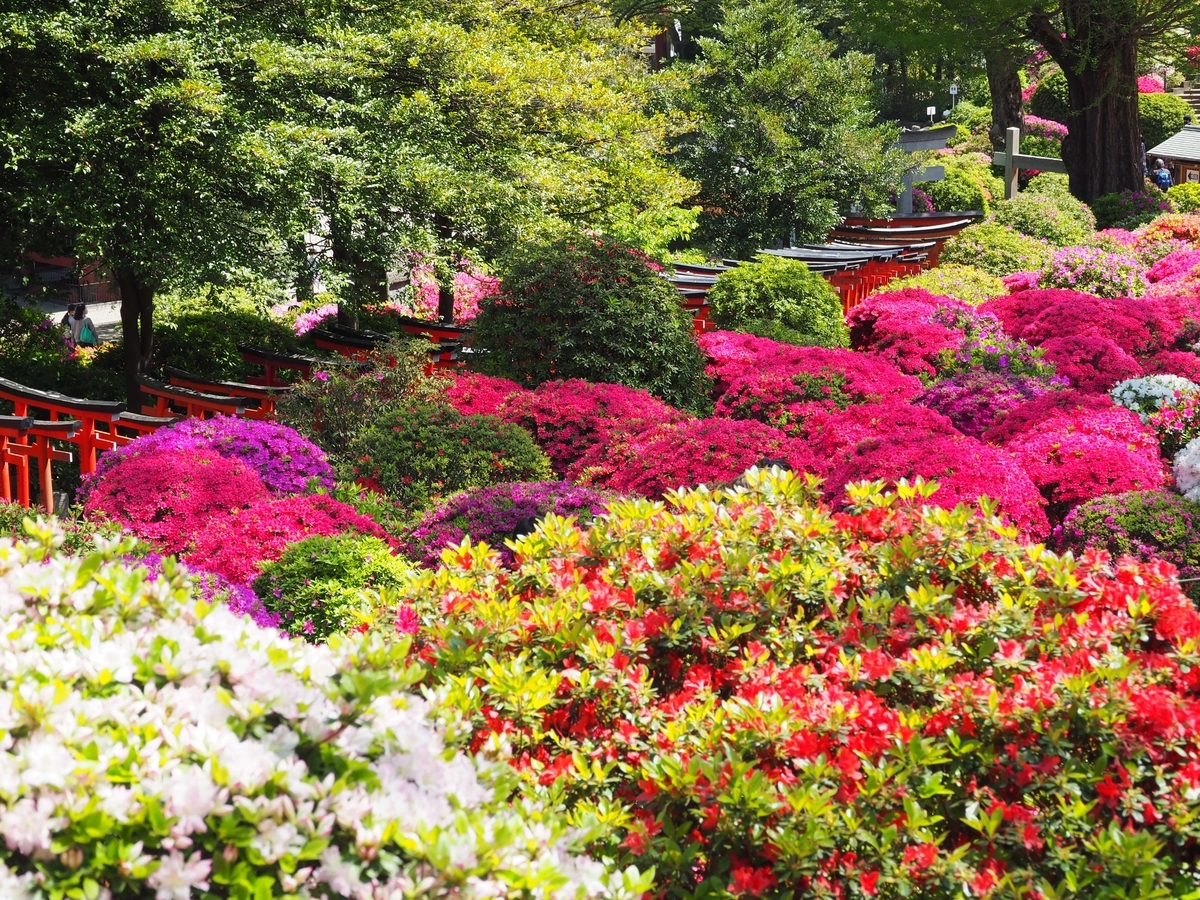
<box><xmin>920</xmin><ymin>155</ymin><xmax>1004</xmax><ymax>214</ymax></box>
<box><xmin>879</xmin><ymin>264</ymin><xmax>1006</xmax><ymax>305</ymax></box>
<box><xmin>672</xmin><ymin>0</ymin><xmax>908</xmax><ymax>257</ymax></box>
<box><xmin>255</xmin><ymin>533</ymin><xmax>410</xmax><ymax>641</ymax></box>
<box><xmin>992</xmin><ymin>193</ymin><xmax>1095</xmax><ymax>245</ymax></box>
<box><xmin>1168</xmin><ymin>183</ymin><xmax>1200</xmax><ymax>212</ymax></box>
<box><xmin>1024</xmin><ymin>172</ymin><xmax>1074</xmax><ymax>201</ymax></box>
<box><xmin>392</xmin><ymin>470</ymin><xmax>1200</xmax><ymax>899</ymax></box>
<box><xmin>472</xmin><ymin>236</ymin><xmax>712</xmax><ymax>412</ymax></box>
<box><xmin>276</xmin><ymin>337</ymin><xmax>447</xmax><ymax>460</ymax></box>
<box><xmin>947</xmin><ymin>101</ymin><xmax>993</xmax><ymax>134</ymax></box>
<box><xmin>1029</xmin><ymin>70</ymin><xmax>1071</xmax><ymax>124</ymax></box>
<box><xmin>351</xmin><ymin>405</ymin><xmax>552</xmax><ymax>510</ymax></box>
<box><xmin>1139</xmin><ymin>93</ymin><xmax>1194</xmax><ymax>150</ymax></box>
<box><xmin>705</xmin><ymin>255</ymin><xmax>848</xmax><ymax>347</ymax></box>
<box><xmin>0</xmin><ymin>521</ymin><xmax>648</xmax><ymax>900</ymax></box>
<box><xmin>940</xmin><ymin>222</ymin><xmax>1054</xmax><ymax>276</ymax></box>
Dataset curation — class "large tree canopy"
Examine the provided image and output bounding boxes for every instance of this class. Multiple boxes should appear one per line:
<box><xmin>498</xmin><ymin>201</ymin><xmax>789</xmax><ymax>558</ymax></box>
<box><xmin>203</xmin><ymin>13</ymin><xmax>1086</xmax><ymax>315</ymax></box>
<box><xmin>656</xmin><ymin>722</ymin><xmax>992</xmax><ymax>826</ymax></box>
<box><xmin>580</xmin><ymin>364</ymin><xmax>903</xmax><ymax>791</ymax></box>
<box><xmin>0</xmin><ymin>0</ymin><xmax>695</xmax><ymax>404</ymax></box>
<box><xmin>671</xmin><ymin>0</ymin><xmax>907</xmax><ymax>258</ymax></box>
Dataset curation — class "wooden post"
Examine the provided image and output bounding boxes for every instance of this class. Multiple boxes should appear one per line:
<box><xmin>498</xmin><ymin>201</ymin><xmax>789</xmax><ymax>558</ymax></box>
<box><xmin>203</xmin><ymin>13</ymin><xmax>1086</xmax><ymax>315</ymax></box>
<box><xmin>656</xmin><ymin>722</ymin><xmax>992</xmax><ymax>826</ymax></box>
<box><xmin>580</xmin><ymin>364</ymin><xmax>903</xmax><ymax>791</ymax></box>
<box><xmin>1004</xmin><ymin>127</ymin><xmax>1020</xmax><ymax>199</ymax></box>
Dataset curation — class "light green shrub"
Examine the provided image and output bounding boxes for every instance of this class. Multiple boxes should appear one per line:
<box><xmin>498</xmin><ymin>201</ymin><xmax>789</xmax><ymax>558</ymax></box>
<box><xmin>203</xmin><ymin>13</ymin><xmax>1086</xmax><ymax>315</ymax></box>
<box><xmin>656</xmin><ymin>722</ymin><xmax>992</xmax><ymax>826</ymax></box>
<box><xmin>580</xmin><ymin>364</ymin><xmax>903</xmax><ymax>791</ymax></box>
<box><xmin>706</xmin><ymin>254</ymin><xmax>848</xmax><ymax>347</ymax></box>
<box><xmin>879</xmin><ymin>264</ymin><xmax>1006</xmax><ymax>305</ymax></box>
<box><xmin>940</xmin><ymin>221</ymin><xmax>1054</xmax><ymax>276</ymax></box>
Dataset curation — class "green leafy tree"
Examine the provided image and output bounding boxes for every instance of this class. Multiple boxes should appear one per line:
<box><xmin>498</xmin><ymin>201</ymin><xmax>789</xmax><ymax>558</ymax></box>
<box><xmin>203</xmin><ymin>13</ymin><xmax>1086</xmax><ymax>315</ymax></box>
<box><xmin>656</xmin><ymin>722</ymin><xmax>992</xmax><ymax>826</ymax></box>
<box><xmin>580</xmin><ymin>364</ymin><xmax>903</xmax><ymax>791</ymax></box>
<box><xmin>672</xmin><ymin>0</ymin><xmax>908</xmax><ymax>257</ymax></box>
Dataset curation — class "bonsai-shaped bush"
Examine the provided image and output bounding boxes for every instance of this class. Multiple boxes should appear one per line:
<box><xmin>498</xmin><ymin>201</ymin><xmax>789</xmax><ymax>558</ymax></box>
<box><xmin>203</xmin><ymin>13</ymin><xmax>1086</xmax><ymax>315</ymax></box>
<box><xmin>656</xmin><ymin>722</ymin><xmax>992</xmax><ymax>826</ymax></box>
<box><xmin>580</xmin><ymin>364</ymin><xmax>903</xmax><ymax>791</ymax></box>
<box><xmin>402</xmin><ymin>480</ymin><xmax>612</xmax><ymax>568</ymax></box>
<box><xmin>351</xmin><ymin>404</ymin><xmax>552</xmax><ymax>510</ymax></box>
<box><xmin>991</xmin><ymin>193</ymin><xmax>1095</xmax><ymax>246</ymax></box>
<box><xmin>1090</xmin><ymin>190</ymin><xmax>1173</xmax><ymax>230</ymax></box>
<box><xmin>275</xmin><ymin>335</ymin><xmax>447</xmax><ymax>459</ymax></box>
<box><xmin>185</xmin><ymin>493</ymin><xmax>390</xmax><ymax>586</ymax></box>
<box><xmin>0</xmin><ymin>523</ymin><xmax>642</xmax><ymax>900</ymax></box>
<box><xmin>498</xmin><ymin>379</ymin><xmax>690</xmax><ymax>476</ymax></box>
<box><xmin>390</xmin><ymin>471</ymin><xmax>1200</xmax><ymax>897</ymax></box>
<box><xmin>877</xmin><ymin>264</ymin><xmax>1005</xmax><ymax>306</ymax></box>
<box><xmin>1056</xmin><ymin>490</ymin><xmax>1200</xmax><ymax>598</ymax></box>
<box><xmin>83</xmin><ymin>448</ymin><xmax>270</xmax><ymax>553</ymax></box>
<box><xmin>1038</xmin><ymin>245</ymin><xmax>1148</xmax><ymax>298</ymax></box>
<box><xmin>1110</xmin><ymin>374</ymin><xmax>1200</xmax><ymax>421</ymax></box>
<box><xmin>940</xmin><ymin>222</ymin><xmax>1053</xmax><ymax>277</ymax></box>
<box><xmin>1167</xmin><ymin>182</ymin><xmax>1200</xmax><ymax>212</ymax></box>
<box><xmin>704</xmin><ymin>254</ymin><xmax>848</xmax><ymax>347</ymax></box>
<box><xmin>254</xmin><ymin>532</ymin><xmax>411</xmax><ymax>640</ymax></box>
<box><xmin>471</xmin><ymin>235</ymin><xmax>711</xmax><ymax>413</ymax></box>
<box><xmin>572</xmin><ymin>417</ymin><xmax>818</xmax><ymax>496</ymax></box>
<box><xmin>83</xmin><ymin>415</ymin><xmax>334</xmax><ymax>498</ymax></box>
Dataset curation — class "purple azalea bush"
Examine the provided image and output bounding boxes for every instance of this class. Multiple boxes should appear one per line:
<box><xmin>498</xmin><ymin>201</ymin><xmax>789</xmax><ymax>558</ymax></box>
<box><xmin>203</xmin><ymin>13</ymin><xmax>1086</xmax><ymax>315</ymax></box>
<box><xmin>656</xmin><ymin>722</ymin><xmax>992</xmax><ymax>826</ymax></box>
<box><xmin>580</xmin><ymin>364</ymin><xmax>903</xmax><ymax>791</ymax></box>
<box><xmin>402</xmin><ymin>480</ymin><xmax>612</xmax><ymax>567</ymax></box>
<box><xmin>84</xmin><ymin>416</ymin><xmax>334</xmax><ymax>498</ymax></box>
<box><xmin>915</xmin><ymin>371</ymin><xmax>1064</xmax><ymax>438</ymax></box>
<box><xmin>1038</xmin><ymin>246</ymin><xmax>1148</xmax><ymax>298</ymax></box>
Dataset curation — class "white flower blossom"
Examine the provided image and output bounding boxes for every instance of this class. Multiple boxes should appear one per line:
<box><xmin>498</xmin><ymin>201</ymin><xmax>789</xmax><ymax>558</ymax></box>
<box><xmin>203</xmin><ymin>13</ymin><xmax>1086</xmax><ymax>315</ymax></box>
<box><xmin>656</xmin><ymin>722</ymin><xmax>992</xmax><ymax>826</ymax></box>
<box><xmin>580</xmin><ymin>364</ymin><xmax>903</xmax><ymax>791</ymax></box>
<box><xmin>146</xmin><ymin>850</ymin><xmax>212</xmax><ymax>900</ymax></box>
<box><xmin>1111</xmin><ymin>375</ymin><xmax>1200</xmax><ymax>421</ymax></box>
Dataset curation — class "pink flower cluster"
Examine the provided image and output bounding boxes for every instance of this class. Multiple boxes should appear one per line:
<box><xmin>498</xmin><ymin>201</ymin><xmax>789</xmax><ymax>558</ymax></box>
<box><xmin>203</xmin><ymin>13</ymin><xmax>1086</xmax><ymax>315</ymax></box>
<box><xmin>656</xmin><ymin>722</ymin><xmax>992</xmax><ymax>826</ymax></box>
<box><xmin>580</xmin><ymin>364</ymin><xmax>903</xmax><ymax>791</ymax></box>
<box><xmin>1138</xmin><ymin>74</ymin><xmax>1165</xmax><ymax>93</ymax></box>
<box><xmin>294</xmin><ymin>302</ymin><xmax>339</xmax><ymax>336</ymax></box>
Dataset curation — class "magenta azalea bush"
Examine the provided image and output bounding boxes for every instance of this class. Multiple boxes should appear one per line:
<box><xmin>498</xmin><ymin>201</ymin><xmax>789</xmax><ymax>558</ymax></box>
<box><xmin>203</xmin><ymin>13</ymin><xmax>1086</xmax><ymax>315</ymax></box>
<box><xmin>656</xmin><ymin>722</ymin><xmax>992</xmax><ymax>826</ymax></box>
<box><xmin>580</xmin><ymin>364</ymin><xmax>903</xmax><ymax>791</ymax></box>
<box><xmin>915</xmin><ymin>371</ymin><xmax>1063</xmax><ymax>438</ymax></box>
<box><xmin>401</xmin><ymin>480</ymin><xmax>611</xmax><ymax>567</ymax></box>
<box><xmin>1040</xmin><ymin>334</ymin><xmax>1144</xmax><ymax>391</ymax></box>
<box><xmin>84</xmin><ymin>415</ymin><xmax>334</xmax><ymax>497</ymax></box>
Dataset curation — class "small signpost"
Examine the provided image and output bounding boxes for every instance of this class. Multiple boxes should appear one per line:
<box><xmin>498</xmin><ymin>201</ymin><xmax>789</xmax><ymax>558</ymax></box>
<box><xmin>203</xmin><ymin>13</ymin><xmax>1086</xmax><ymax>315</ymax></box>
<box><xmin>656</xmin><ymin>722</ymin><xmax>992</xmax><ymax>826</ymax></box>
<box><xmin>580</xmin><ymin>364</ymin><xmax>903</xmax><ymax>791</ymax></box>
<box><xmin>992</xmin><ymin>126</ymin><xmax>1068</xmax><ymax>199</ymax></box>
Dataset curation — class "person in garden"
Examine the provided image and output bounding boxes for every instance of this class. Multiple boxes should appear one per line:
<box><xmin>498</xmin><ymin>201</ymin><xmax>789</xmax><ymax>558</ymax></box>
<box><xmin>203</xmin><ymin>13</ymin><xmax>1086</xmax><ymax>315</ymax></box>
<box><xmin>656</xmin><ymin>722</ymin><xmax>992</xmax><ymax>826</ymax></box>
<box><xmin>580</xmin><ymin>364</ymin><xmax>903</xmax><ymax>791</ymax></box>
<box><xmin>59</xmin><ymin>303</ymin><xmax>77</xmax><ymax>337</ymax></box>
<box><xmin>70</xmin><ymin>304</ymin><xmax>98</xmax><ymax>347</ymax></box>
<box><xmin>1152</xmin><ymin>158</ymin><xmax>1173</xmax><ymax>190</ymax></box>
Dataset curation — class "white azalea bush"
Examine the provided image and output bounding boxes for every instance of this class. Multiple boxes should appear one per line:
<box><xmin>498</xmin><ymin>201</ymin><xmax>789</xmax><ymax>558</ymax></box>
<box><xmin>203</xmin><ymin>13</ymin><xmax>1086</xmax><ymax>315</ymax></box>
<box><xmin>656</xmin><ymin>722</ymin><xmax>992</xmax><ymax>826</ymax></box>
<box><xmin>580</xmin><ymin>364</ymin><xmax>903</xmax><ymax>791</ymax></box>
<box><xmin>1175</xmin><ymin>436</ymin><xmax>1200</xmax><ymax>501</ymax></box>
<box><xmin>1109</xmin><ymin>374</ymin><xmax>1200</xmax><ymax>421</ymax></box>
<box><xmin>0</xmin><ymin>521</ymin><xmax>650</xmax><ymax>900</ymax></box>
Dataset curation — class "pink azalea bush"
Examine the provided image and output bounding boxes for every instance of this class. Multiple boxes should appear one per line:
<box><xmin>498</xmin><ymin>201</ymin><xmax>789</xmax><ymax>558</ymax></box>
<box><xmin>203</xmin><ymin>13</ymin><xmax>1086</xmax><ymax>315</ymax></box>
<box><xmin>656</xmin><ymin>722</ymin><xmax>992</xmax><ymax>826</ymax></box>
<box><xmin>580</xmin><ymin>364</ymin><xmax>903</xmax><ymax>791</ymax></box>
<box><xmin>1138</xmin><ymin>74</ymin><xmax>1165</xmax><ymax>93</ymax></box>
<box><xmin>1008</xmin><ymin>429</ymin><xmax>1167</xmax><ymax>521</ymax></box>
<box><xmin>1146</xmin><ymin>248</ymin><xmax>1200</xmax><ymax>284</ymax></box>
<box><xmin>84</xmin><ymin>449</ymin><xmax>271</xmax><ymax>553</ymax></box>
<box><xmin>499</xmin><ymin>379</ymin><xmax>691</xmax><ymax>476</ymax></box>
<box><xmin>1037</xmin><ymin>246</ymin><xmax>1148</xmax><ymax>298</ymax></box>
<box><xmin>801</xmin><ymin>402</ymin><xmax>959</xmax><ymax>468</ymax></box>
<box><xmin>1142</xmin><ymin>349</ymin><xmax>1200</xmax><ymax>381</ymax></box>
<box><xmin>999</xmin><ymin>291</ymin><xmax>1174</xmax><ymax>354</ymax></box>
<box><xmin>446</xmin><ymin>372</ymin><xmax>526</xmax><ymax>417</ymax></box>
<box><xmin>452</xmin><ymin>266</ymin><xmax>501</xmax><ymax>322</ymax></box>
<box><xmin>573</xmin><ymin>417</ymin><xmax>818</xmax><ymax>497</ymax></box>
<box><xmin>1039</xmin><ymin>334</ymin><xmax>1144</xmax><ymax>392</ymax></box>
<box><xmin>983</xmin><ymin>389</ymin><xmax>1124</xmax><ymax>444</ymax></box>
<box><xmin>823</xmin><ymin>432</ymin><xmax>1050</xmax><ymax>537</ymax></box>
<box><xmin>1001</xmin><ymin>270</ymin><xmax>1041</xmax><ymax>292</ymax></box>
<box><xmin>293</xmin><ymin>302</ymin><xmax>339</xmax><ymax>336</ymax></box>
<box><xmin>847</xmin><ymin>289</ymin><xmax>968</xmax><ymax>377</ymax></box>
<box><xmin>185</xmin><ymin>494</ymin><xmax>389</xmax><ymax>586</ymax></box>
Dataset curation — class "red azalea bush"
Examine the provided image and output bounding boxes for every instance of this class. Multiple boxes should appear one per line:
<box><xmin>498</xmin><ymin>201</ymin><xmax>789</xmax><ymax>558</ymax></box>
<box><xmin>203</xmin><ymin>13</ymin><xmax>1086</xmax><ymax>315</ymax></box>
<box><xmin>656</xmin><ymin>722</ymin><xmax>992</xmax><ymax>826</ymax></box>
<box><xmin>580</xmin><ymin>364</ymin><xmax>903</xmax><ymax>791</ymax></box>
<box><xmin>1141</xmin><ymin>349</ymin><xmax>1200</xmax><ymax>381</ymax></box>
<box><xmin>980</xmin><ymin>288</ymin><xmax>1092</xmax><ymax>337</ymax></box>
<box><xmin>983</xmin><ymin>389</ymin><xmax>1125</xmax><ymax>444</ymax></box>
<box><xmin>822</xmin><ymin>432</ymin><xmax>1049</xmax><ymax>536</ymax></box>
<box><xmin>446</xmin><ymin>372</ymin><xmax>526</xmax><ymax>417</ymax></box>
<box><xmin>397</xmin><ymin>473</ymin><xmax>1200</xmax><ymax>897</ymax></box>
<box><xmin>572</xmin><ymin>417</ymin><xmax>819</xmax><ymax>497</ymax></box>
<box><xmin>801</xmin><ymin>402</ymin><xmax>959</xmax><ymax>463</ymax></box>
<box><xmin>1039</xmin><ymin>334</ymin><xmax>1144</xmax><ymax>392</ymax></box>
<box><xmin>83</xmin><ymin>448</ymin><xmax>270</xmax><ymax>553</ymax></box>
<box><xmin>184</xmin><ymin>494</ymin><xmax>389</xmax><ymax>586</ymax></box>
<box><xmin>498</xmin><ymin>379</ymin><xmax>691</xmax><ymax>476</ymax></box>
<box><xmin>1008</xmin><ymin>430</ymin><xmax>1167</xmax><ymax>521</ymax></box>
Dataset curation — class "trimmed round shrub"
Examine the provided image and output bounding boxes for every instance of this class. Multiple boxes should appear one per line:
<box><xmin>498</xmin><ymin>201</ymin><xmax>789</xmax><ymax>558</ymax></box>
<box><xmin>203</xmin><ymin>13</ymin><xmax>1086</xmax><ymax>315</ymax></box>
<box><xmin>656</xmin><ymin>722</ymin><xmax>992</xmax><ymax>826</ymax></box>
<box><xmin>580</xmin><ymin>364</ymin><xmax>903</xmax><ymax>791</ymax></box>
<box><xmin>350</xmin><ymin>405</ymin><xmax>552</xmax><ymax>509</ymax></box>
<box><xmin>1090</xmin><ymin>190</ymin><xmax>1173</xmax><ymax>230</ymax></box>
<box><xmin>1018</xmin><ymin>115</ymin><xmax>1066</xmax><ymax>159</ymax></box>
<box><xmin>0</xmin><ymin>529</ymin><xmax>629</xmax><ymax>900</ymax></box>
<box><xmin>1001</xmin><ymin>290</ymin><xmax>1178</xmax><ymax>355</ymax></box>
<box><xmin>824</xmin><ymin>431</ymin><xmax>1050</xmax><ymax>536</ymax></box>
<box><xmin>1143</xmin><ymin>349</ymin><xmax>1200</xmax><ymax>381</ymax></box>
<box><xmin>471</xmin><ymin>235</ymin><xmax>711</xmax><ymax>413</ymax></box>
<box><xmin>1040</xmin><ymin>334</ymin><xmax>1144</xmax><ymax>392</ymax></box>
<box><xmin>1029</xmin><ymin>69</ymin><xmax>1070</xmax><ymax>124</ymax></box>
<box><xmin>572</xmin><ymin>417</ymin><xmax>819</xmax><ymax>496</ymax></box>
<box><xmin>1038</xmin><ymin>245</ymin><xmax>1148</xmax><ymax>298</ymax></box>
<box><xmin>922</xmin><ymin>170</ymin><xmax>990</xmax><ymax>213</ymax></box>
<box><xmin>498</xmin><ymin>379</ymin><xmax>690</xmax><ymax>476</ymax></box>
<box><xmin>395</xmin><ymin>470</ymin><xmax>1200</xmax><ymax>899</ymax></box>
<box><xmin>402</xmin><ymin>480</ymin><xmax>612</xmax><ymax>568</ymax></box>
<box><xmin>705</xmin><ymin>254</ymin><xmax>848</xmax><ymax>347</ymax></box>
<box><xmin>1025</xmin><ymin>171</ymin><xmax>1073</xmax><ymax>200</ymax></box>
<box><xmin>1056</xmin><ymin>490</ymin><xmax>1200</xmax><ymax>598</ymax></box>
<box><xmin>992</xmin><ymin>194</ymin><xmax>1094</xmax><ymax>246</ymax></box>
<box><xmin>83</xmin><ymin>415</ymin><xmax>334</xmax><ymax>498</ymax></box>
<box><xmin>915</xmin><ymin>371</ymin><xmax>1061</xmax><ymax>438</ymax></box>
<box><xmin>83</xmin><ymin>448</ymin><xmax>270</xmax><ymax>553</ymax></box>
<box><xmin>1110</xmin><ymin>374</ymin><xmax>1200</xmax><ymax>421</ymax></box>
<box><xmin>254</xmin><ymin>533</ymin><xmax>410</xmax><ymax>640</ymax></box>
<box><xmin>1167</xmin><ymin>182</ymin><xmax>1200</xmax><ymax>212</ymax></box>
<box><xmin>185</xmin><ymin>493</ymin><xmax>390</xmax><ymax>586</ymax></box>
<box><xmin>940</xmin><ymin>222</ymin><xmax>1053</xmax><ymax>277</ymax></box>
<box><xmin>1140</xmin><ymin>91</ymin><xmax>1193</xmax><ymax>148</ymax></box>
<box><xmin>876</xmin><ymin>264</ymin><xmax>1004</xmax><ymax>306</ymax></box>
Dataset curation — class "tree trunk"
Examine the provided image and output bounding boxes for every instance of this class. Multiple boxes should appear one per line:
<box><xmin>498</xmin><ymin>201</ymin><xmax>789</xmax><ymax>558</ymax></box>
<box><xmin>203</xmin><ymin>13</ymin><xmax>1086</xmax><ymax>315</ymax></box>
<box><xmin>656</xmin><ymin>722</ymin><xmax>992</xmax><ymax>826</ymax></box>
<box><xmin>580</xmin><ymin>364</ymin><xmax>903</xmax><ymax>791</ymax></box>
<box><xmin>1060</xmin><ymin>45</ymin><xmax>1142</xmax><ymax>200</ymax></box>
<box><xmin>985</xmin><ymin>49</ymin><xmax>1024</xmax><ymax>147</ymax></box>
<box><xmin>1027</xmin><ymin>18</ymin><xmax>1142</xmax><ymax>200</ymax></box>
<box><xmin>114</xmin><ymin>267</ymin><xmax>156</xmax><ymax>410</ymax></box>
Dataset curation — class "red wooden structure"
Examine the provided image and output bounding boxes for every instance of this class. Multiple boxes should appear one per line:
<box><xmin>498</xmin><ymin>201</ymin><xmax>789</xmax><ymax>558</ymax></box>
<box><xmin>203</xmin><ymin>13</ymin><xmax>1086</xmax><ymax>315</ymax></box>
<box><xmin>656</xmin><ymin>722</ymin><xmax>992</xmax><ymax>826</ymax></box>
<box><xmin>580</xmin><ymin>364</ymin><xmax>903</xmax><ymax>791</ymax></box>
<box><xmin>163</xmin><ymin>367</ymin><xmax>288</xmax><ymax>419</ymax></box>
<box><xmin>0</xmin><ymin>415</ymin><xmax>78</xmax><ymax>512</ymax></box>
